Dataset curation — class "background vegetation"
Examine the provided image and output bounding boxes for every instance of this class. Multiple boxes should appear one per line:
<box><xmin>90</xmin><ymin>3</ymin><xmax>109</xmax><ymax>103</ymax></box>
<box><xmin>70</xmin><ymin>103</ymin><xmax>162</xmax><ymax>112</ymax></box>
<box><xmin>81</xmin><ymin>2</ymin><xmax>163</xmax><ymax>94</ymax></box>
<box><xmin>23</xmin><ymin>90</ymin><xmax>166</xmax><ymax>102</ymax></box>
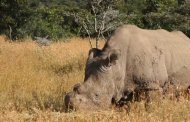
<box><xmin>0</xmin><ymin>0</ymin><xmax>190</xmax><ymax>41</ymax></box>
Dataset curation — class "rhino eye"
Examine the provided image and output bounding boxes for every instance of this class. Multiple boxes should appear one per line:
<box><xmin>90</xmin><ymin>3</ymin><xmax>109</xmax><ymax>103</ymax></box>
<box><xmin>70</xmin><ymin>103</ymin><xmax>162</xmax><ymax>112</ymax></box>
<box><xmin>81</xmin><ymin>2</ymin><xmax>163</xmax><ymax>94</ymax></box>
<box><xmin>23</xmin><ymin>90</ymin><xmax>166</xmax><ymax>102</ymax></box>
<box><xmin>95</xmin><ymin>93</ymin><xmax>99</xmax><ymax>97</ymax></box>
<box><xmin>95</xmin><ymin>94</ymin><xmax>99</xmax><ymax>97</ymax></box>
<box><xmin>91</xmin><ymin>93</ymin><xmax>100</xmax><ymax>103</ymax></box>
<box><xmin>91</xmin><ymin>93</ymin><xmax>100</xmax><ymax>100</ymax></box>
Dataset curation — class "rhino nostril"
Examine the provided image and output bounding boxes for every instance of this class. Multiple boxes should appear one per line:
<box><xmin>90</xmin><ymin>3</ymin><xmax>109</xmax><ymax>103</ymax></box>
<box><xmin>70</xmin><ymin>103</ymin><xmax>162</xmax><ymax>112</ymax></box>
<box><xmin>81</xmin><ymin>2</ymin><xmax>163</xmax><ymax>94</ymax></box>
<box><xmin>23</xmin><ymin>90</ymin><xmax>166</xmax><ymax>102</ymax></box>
<box><xmin>73</xmin><ymin>83</ymin><xmax>81</xmax><ymax>94</ymax></box>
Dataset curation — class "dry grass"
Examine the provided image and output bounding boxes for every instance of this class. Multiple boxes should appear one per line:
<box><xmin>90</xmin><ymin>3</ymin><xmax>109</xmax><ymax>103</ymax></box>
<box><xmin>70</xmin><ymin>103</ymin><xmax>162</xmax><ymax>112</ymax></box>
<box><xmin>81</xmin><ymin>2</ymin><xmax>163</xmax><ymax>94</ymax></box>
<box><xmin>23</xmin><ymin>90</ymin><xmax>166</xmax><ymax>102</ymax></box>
<box><xmin>0</xmin><ymin>36</ymin><xmax>190</xmax><ymax>122</ymax></box>
<box><xmin>0</xmin><ymin>37</ymin><xmax>102</xmax><ymax>112</ymax></box>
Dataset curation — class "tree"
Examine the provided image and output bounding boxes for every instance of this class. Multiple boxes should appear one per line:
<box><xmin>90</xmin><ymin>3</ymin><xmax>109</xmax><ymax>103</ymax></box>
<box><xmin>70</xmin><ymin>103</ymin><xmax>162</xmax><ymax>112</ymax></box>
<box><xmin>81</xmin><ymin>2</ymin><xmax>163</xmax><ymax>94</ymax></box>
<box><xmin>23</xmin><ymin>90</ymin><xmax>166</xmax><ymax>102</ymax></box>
<box><xmin>69</xmin><ymin>0</ymin><xmax>126</xmax><ymax>48</ymax></box>
<box><xmin>0</xmin><ymin>0</ymin><xmax>79</xmax><ymax>40</ymax></box>
<box><xmin>141</xmin><ymin>0</ymin><xmax>190</xmax><ymax>37</ymax></box>
<box><xmin>0</xmin><ymin>0</ymin><xmax>28</xmax><ymax>40</ymax></box>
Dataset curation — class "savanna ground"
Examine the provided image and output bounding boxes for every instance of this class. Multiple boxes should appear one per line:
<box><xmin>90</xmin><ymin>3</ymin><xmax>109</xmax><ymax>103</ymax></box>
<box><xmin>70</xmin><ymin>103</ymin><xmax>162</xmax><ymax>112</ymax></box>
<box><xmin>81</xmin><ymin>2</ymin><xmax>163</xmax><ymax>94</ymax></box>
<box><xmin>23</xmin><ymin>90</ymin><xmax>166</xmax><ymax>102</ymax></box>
<box><xmin>0</xmin><ymin>35</ymin><xmax>190</xmax><ymax>122</ymax></box>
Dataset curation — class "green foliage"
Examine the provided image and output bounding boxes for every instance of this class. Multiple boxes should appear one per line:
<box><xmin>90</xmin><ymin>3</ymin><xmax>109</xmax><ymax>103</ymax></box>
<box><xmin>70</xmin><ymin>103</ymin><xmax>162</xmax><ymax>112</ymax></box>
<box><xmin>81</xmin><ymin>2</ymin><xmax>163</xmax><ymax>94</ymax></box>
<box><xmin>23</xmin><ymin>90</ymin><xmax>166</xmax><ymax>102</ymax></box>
<box><xmin>16</xmin><ymin>6</ymin><xmax>70</xmax><ymax>40</ymax></box>
<box><xmin>0</xmin><ymin>0</ymin><xmax>79</xmax><ymax>40</ymax></box>
<box><xmin>0</xmin><ymin>0</ymin><xmax>190</xmax><ymax>41</ymax></box>
<box><xmin>142</xmin><ymin>0</ymin><xmax>190</xmax><ymax>36</ymax></box>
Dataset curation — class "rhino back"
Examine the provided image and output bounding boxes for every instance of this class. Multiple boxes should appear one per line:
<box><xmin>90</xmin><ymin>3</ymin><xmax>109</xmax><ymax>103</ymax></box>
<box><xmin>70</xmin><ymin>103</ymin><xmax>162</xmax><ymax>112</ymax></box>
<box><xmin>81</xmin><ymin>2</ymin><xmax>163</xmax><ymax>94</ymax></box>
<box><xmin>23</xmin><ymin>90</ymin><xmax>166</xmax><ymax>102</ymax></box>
<box><xmin>106</xmin><ymin>25</ymin><xmax>190</xmax><ymax>90</ymax></box>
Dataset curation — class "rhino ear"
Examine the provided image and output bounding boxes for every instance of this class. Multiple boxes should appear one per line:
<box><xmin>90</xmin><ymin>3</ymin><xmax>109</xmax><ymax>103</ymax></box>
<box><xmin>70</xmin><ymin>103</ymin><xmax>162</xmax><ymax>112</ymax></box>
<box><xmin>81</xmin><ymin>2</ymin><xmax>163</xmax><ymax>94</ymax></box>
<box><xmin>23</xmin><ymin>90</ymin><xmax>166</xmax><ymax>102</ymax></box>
<box><xmin>88</xmin><ymin>48</ymin><xmax>102</xmax><ymax>60</ymax></box>
<box><xmin>106</xmin><ymin>49</ymin><xmax>121</xmax><ymax>66</ymax></box>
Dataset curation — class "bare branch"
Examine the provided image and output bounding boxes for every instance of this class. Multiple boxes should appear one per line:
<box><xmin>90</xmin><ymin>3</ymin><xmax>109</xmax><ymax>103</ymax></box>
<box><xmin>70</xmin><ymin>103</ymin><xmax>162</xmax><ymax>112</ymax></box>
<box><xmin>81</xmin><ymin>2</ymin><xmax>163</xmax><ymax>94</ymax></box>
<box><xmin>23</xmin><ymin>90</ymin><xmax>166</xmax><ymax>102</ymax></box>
<box><xmin>82</xmin><ymin>21</ymin><xmax>93</xmax><ymax>48</ymax></box>
<box><xmin>66</xmin><ymin>0</ymin><xmax>126</xmax><ymax>49</ymax></box>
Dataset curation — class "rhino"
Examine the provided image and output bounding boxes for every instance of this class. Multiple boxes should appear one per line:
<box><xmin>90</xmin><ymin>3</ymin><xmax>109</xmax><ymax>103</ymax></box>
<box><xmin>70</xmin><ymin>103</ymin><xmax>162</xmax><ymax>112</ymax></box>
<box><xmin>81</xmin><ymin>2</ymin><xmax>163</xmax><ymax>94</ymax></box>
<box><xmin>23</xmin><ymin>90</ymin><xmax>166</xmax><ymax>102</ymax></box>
<box><xmin>65</xmin><ymin>25</ymin><xmax>190</xmax><ymax>112</ymax></box>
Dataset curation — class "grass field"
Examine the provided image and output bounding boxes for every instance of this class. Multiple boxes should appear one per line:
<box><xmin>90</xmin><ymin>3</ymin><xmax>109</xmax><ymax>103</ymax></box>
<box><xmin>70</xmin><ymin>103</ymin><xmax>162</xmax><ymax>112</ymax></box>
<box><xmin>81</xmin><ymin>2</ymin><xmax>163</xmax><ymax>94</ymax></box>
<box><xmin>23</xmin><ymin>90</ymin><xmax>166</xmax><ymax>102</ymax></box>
<box><xmin>0</xmin><ymin>36</ymin><xmax>190</xmax><ymax>122</ymax></box>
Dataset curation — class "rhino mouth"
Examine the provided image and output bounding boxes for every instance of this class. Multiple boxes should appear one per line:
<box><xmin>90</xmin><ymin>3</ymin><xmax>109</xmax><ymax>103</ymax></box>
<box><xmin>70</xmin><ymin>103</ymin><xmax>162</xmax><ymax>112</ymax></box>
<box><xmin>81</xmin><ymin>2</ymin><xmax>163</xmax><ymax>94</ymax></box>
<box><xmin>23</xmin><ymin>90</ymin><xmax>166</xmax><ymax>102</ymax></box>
<box><xmin>65</xmin><ymin>101</ymin><xmax>75</xmax><ymax>112</ymax></box>
<box><xmin>64</xmin><ymin>92</ymin><xmax>76</xmax><ymax>112</ymax></box>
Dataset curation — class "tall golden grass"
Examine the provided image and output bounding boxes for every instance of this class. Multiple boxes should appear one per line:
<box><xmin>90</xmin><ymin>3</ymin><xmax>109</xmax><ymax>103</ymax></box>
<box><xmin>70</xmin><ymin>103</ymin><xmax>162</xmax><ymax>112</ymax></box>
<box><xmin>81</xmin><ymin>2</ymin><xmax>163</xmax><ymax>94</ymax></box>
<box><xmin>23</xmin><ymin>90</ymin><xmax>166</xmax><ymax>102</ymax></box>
<box><xmin>0</xmin><ymin>36</ymin><xmax>190</xmax><ymax>122</ymax></box>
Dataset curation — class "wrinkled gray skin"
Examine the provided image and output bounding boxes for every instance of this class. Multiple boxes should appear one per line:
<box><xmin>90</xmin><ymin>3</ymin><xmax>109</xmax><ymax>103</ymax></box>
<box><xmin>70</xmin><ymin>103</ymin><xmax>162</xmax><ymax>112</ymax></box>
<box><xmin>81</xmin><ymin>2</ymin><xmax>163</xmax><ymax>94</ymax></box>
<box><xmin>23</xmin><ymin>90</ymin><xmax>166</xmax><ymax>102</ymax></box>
<box><xmin>65</xmin><ymin>25</ymin><xmax>190</xmax><ymax>112</ymax></box>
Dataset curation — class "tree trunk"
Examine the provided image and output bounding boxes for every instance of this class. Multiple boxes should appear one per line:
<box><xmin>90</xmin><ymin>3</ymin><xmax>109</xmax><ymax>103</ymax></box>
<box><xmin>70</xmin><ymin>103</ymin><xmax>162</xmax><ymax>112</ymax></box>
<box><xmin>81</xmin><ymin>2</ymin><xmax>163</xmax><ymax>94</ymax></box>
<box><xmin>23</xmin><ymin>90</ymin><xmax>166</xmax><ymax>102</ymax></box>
<box><xmin>9</xmin><ymin>25</ymin><xmax>12</xmax><ymax>41</ymax></box>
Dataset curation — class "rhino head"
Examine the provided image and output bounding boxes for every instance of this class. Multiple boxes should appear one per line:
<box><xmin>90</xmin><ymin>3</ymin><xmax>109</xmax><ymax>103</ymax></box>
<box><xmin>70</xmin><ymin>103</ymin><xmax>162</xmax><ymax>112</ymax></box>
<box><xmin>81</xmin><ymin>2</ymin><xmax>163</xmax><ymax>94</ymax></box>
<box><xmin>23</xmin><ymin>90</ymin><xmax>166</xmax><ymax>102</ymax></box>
<box><xmin>65</xmin><ymin>48</ymin><xmax>123</xmax><ymax>112</ymax></box>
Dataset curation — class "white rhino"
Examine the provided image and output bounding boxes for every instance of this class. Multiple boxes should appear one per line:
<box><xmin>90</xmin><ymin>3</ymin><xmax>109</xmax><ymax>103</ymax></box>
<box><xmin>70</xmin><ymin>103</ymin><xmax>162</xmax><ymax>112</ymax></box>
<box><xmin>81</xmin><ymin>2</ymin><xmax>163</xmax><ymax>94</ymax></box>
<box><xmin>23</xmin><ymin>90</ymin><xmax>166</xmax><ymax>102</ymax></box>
<box><xmin>65</xmin><ymin>25</ymin><xmax>190</xmax><ymax>112</ymax></box>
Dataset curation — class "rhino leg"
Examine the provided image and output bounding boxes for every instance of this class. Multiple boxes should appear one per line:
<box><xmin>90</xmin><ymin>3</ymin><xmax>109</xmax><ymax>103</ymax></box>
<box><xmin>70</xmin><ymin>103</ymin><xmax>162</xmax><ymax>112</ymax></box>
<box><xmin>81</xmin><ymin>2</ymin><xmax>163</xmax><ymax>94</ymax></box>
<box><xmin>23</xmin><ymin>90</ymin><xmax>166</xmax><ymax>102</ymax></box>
<box><xmin>113</xmin><ymin>91</ymin><xmax>134</xmax><ymax>112</ymax></box>
<box><xmin>174</xmin><ymin>87</ymin><xmax>190</xmax><ymax>102</ymax></box>
<box><xmin>134</xmin><ymin>89</ymin><xmax>146</xmax><ymax>102</ymax></box>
